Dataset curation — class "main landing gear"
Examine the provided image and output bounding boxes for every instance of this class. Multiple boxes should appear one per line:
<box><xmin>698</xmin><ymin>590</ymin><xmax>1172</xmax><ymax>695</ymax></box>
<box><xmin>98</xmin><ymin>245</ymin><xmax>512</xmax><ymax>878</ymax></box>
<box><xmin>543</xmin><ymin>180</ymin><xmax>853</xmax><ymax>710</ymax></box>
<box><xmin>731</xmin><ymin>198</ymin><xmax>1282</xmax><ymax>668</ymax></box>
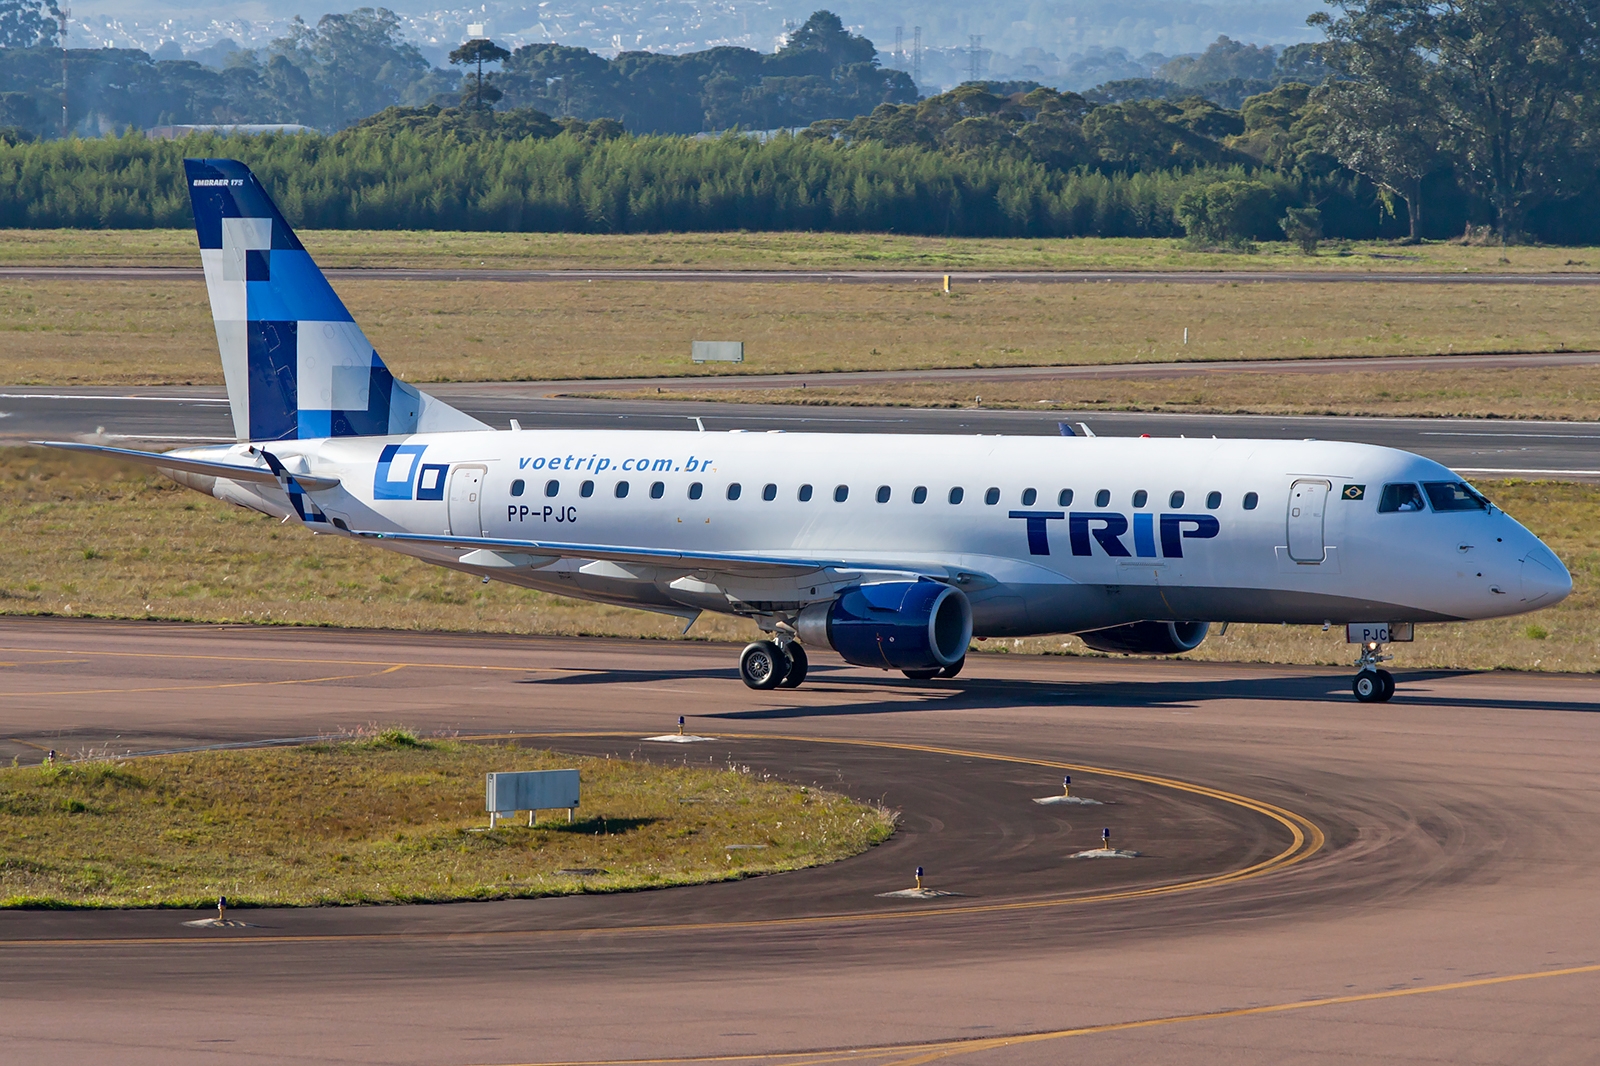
<box><xmin>739</xmin><ymin>639</ymin><xmax>808</xmax><ymax>690</ymax></box>
<box><xmin>1352</xmin><ymin>640</ymin><xmax>1396</xmax><ymax>703</ymax></box>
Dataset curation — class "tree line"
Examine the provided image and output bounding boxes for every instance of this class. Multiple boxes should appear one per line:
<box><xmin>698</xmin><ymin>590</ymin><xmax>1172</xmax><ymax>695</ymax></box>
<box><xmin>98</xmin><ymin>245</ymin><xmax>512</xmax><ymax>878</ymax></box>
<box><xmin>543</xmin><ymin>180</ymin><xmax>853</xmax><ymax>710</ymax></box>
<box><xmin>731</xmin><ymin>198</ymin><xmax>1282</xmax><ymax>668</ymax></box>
<box><xmin>0</xmin><ymin>0</ymin><xmax>1596</xmax><ymax>242</ymax></box>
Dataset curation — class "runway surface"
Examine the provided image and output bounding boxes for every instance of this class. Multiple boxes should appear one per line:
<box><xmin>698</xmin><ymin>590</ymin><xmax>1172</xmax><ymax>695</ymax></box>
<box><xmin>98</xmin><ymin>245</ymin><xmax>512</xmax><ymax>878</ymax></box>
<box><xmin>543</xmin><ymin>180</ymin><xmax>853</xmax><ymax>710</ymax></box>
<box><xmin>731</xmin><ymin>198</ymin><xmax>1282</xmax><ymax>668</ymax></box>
<box><xmin>2</xmin><ymin>617</ymin><xmax>1599</xmax><ymax>1065</ymax></box>
<box><xmin>7</xmin><ymin>265</ymin><xmax>1600</xmax><ymax>285</ymax></box>
<box><xmin>5</xmin><ymin>383</ymin><xmax>1599</xmax><ymax>479</ymax></box>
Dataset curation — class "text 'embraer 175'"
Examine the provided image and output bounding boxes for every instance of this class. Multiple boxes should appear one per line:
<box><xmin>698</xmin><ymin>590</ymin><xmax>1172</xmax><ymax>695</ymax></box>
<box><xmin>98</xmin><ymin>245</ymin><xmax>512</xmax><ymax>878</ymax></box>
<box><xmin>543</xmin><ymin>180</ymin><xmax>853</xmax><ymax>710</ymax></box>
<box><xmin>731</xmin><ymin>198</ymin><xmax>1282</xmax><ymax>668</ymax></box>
<box><xmin>39</xmin><ymin>159</ymin><xmax>1572</xmax><ymax>701</ymax></box>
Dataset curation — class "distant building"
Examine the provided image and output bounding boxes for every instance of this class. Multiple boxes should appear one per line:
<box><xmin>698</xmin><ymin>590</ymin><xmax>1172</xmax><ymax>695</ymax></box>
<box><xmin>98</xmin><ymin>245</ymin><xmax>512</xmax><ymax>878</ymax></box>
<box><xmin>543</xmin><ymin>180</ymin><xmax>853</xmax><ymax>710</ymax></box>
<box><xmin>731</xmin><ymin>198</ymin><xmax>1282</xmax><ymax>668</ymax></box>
<box><xmin>145</xmin><ymin>124</ymin><xmax>312</xmax><ymax>140</ymax></box>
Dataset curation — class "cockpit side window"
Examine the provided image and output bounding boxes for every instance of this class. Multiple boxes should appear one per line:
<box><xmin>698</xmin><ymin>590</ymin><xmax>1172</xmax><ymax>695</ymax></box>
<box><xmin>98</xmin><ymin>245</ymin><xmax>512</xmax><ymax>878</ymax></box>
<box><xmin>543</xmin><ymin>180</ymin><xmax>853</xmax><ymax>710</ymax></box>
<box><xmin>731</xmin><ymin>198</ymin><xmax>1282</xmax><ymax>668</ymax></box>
<box><xmin>1378</xmin><ymin>483</ymin><xmax>1427</xmax><ymax>513</ymax></box>
<box><xmin>1423</xmin><ymin>481</ymin><xmax>1489</xmax><ymax>512</ymax></box>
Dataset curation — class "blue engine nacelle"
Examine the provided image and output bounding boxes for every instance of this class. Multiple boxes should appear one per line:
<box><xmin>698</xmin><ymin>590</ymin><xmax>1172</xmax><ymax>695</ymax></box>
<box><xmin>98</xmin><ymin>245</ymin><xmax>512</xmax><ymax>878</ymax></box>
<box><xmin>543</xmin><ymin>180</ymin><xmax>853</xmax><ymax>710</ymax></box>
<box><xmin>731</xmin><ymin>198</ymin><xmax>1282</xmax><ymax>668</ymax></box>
<box><xmin>795</xmin><ymin>581</ymin><xmax>973</xmax><ymax>670</ymax></box>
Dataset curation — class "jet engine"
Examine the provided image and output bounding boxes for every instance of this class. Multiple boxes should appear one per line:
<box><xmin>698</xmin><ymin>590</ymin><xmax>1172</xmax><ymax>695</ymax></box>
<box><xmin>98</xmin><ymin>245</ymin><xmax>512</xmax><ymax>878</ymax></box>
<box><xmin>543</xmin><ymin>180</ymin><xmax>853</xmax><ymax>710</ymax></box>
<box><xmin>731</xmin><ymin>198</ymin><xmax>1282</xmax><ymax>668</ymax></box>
<box><xmin>796</xmin><ymin>581</ymin><xmax>972</xmax><ymax>671</ymax></box>
<box><xmin>1077</xmin><ymin>621</ymin><xmax>1210</xmax><ymax>655</ymax></box>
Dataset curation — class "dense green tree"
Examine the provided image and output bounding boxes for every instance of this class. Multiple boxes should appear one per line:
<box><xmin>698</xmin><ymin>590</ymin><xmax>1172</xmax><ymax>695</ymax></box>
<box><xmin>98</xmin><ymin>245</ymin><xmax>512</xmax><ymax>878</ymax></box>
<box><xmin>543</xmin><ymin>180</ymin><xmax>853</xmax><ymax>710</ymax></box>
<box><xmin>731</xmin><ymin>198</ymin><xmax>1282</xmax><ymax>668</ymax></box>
<box><xmin>1175</xmin><ymin>178</ymin><xmax>1280</xmax><ymax>245</ymax></box>
<box><xmin>0</xmin><ymin>0</ymin><xmax>58</xmax><ymax>49</ymax></box>
<box><xmin>1315</xmin><ymin>0</ymin><xmax>1600</xmax><ymax>240</ymax></box>
<box><xmin>269</xmin><ymin>8</ymin><xmax>444</xmax><ymax>129</ymax></box>
<box><xmin>449</xmin><ymin>38</ymin><xmax>510</xmax><ymax>111</ymax></box>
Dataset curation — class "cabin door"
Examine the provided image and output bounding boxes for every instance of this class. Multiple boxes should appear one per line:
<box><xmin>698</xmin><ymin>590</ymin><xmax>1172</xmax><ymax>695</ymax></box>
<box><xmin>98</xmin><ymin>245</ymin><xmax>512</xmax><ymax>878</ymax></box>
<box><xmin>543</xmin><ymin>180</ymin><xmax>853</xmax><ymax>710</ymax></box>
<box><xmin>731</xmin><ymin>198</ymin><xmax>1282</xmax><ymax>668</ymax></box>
<box><xmin>1287</xmin><ymin>479</ymin><xmax>1331</xmax><ymax>562</ymax></box>
<box><xmin>448</xmin><ymin>466</ymin><xmax>485</xmax><ymax>537</ymax></box>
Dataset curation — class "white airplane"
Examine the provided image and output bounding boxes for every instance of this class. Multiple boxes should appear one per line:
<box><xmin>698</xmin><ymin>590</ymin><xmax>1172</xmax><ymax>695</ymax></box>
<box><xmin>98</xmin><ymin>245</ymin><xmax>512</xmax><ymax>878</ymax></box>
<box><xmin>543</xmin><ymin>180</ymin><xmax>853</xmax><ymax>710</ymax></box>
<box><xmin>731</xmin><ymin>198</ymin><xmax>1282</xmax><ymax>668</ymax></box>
<box><xmin>42</xmin><ymin>159</ymin><xmax>1571</xmax><ymax>701</ymax></box>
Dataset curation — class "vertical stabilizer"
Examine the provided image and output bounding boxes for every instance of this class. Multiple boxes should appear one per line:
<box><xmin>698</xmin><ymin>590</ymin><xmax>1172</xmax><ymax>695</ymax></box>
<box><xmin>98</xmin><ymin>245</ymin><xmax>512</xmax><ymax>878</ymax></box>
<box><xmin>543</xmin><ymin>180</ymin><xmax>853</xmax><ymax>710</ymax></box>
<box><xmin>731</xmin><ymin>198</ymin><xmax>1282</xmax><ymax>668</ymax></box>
<box><xmin>183</xmin><ymin>158</ymin><xmax>488</xmax><ymax>442</ymax></box>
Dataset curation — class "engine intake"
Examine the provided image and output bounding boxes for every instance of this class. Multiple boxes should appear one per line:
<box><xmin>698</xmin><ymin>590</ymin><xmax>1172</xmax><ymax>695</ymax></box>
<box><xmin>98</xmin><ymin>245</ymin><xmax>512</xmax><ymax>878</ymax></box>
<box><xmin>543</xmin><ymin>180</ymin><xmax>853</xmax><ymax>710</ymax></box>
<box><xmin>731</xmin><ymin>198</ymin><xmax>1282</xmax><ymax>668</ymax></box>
<box><xmin>1078</xmin><ymin>620</ymin><xmax>1210</xmax><ymax>655</ymax></box>
<box><xmin>797</xmin><ymin>581</ymin><xmax>972</xmax><ymax>670</ymax></box>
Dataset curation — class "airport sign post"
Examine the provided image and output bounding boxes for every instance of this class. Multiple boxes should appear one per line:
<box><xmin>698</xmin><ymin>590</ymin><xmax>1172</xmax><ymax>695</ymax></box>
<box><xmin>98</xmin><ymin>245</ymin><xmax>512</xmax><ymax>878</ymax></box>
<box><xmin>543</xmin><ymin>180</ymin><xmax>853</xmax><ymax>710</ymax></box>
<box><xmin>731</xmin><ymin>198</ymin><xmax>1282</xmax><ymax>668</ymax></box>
<box><xmin>487</xmin><ymin>769</ymin><xmax>580</xmax><ymax>828</ymax></box>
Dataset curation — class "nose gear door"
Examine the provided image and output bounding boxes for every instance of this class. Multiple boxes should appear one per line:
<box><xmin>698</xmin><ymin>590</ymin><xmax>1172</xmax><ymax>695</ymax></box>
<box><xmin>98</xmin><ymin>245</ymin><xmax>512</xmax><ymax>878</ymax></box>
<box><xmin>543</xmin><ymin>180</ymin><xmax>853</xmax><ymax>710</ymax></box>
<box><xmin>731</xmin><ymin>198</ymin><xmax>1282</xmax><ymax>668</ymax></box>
<box><xmin>448</xmin><ymin>466</ymin><xmax>485</xmax><ymax>537</ymax></box>
<box><xmin>1287</xmin><ymin>479</ymin><xmax>1331</xmax><ymax>562</ymax></box>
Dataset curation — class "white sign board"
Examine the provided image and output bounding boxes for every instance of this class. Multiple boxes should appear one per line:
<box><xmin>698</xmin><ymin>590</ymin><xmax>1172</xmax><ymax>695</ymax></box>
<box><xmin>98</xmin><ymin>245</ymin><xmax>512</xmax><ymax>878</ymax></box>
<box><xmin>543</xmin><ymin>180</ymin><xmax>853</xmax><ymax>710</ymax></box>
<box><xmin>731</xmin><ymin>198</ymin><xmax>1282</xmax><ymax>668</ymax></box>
<box><xmin>1346</xmin><ymin>622</ymin><xmax>1414</xmax><ymax>644</ymax></box>
<box><xmin>692</xmin><ymin>340</ymin><xmax>744</xmax><ymax>363</ymax></box>
<box><xmin>486</xmin><ymin>769</ymin><xmax>579</xmax><ymax>827</ymax></box>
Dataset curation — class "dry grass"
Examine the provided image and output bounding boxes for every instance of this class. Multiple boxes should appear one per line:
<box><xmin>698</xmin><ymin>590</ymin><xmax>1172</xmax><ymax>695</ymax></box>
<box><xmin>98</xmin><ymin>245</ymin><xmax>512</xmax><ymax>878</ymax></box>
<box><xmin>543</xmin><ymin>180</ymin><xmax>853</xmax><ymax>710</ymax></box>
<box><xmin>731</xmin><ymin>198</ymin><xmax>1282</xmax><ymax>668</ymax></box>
<box><xmin>0</xmin><ymin>734</ymin><xmax>894</xmax><ymax>908</ymax></box>
<box><xmin>612</xmin><ymin>364</ymin><xmax>1600</xmax><ymax>421</ymax></box>
<box><xmin>4</xmin><ymin>277</ymin><xmax>1599</xmax><ymax>387</ymax></box>
<box><xmin>4</xmin><ymin>228</ymin><xmax>1599</xmax><ymax>273</ymax></box>
<box><xmin>0</xmin><ymin>447</ymin><xmax>764</xmax><ymax>641</ymax></box>
<box><xmin>1</xmin><ymin>450</ymin><xmax>1594</xmax><ymax>673</ymax></box>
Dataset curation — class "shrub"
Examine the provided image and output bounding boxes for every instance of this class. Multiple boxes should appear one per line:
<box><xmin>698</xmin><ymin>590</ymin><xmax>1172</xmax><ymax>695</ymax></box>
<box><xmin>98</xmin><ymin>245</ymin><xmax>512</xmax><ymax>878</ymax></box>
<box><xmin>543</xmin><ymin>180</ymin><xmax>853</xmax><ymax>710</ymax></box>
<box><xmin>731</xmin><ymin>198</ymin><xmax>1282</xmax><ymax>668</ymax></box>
<box><xmin>1281</xmin><ymin>205</ymin><xmax>1322</xmax><ymax>254</ymax></box>
<box><xmin>1175</xmin><ymin>178</ymin><xmax>1278</xmax><ymax>248</ymax></box>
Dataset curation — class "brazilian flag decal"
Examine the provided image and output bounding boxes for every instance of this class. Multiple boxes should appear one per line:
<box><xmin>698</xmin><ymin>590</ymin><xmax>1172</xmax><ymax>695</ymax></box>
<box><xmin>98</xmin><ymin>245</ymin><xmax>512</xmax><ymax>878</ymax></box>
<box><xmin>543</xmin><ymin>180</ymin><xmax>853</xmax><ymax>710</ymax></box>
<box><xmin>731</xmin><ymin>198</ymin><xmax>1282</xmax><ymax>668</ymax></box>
<box><xmin>1342</xmin><ymin>484</ymin><xmax>1366</xmax><ymax>500</ymax></box>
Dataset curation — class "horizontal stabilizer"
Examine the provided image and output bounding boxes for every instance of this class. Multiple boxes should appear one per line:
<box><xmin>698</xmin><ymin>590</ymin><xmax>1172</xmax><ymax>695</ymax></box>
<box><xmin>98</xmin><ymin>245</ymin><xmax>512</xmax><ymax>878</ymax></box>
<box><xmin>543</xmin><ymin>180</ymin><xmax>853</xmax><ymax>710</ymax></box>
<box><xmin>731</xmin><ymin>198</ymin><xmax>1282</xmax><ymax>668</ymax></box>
<box><xmin>34</xmin><ymin>441</ymin><xmax>340</xmax><ymax>491</ymax></box>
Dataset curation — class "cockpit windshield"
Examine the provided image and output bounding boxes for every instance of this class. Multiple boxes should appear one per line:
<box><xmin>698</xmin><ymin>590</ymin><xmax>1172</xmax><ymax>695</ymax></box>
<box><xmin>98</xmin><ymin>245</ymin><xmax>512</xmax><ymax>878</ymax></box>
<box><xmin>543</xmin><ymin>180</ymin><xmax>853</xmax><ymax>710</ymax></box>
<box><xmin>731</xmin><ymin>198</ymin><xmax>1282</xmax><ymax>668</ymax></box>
<box><xmin>1378</xmin><ymin>483</ymin><xmax>1426</xmax><ymax>513</ymax></box>
<box><xmin>1423</xmin><ymin>481</ymin><xmax>1490</xmax><ymax>512</ymax></box>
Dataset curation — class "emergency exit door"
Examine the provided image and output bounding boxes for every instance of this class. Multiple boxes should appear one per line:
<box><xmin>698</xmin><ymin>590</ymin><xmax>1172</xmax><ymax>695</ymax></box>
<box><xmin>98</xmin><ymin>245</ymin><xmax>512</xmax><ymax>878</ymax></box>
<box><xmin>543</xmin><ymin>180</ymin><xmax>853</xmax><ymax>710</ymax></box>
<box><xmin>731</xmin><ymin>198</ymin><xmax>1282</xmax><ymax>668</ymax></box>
<box><xmin>1287</xmin><ymin>479</ymin><xmax>1331</xmax><ymax>562</ymax></box>
<box><xmin>448</xmin><ymin>466</ymin><xmax>485</xmax><ymax>537</ymax></box>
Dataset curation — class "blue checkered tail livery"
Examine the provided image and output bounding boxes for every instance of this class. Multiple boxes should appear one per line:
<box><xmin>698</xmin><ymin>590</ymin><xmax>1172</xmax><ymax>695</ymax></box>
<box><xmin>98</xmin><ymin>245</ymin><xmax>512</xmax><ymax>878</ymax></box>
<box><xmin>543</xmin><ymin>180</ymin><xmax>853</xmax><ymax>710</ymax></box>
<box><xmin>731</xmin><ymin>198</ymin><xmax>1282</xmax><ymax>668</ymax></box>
<box><xmin>184</xmin><ymin>158</ymin><xmax>489</xmax><ymax>443</ymax></box>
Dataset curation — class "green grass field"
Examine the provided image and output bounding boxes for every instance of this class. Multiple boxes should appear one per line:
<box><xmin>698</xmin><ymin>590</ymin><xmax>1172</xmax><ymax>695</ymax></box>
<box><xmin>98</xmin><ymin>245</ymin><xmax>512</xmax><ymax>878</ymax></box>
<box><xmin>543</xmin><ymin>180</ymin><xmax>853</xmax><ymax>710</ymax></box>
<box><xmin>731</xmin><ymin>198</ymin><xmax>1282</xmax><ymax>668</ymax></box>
<box><xmin>2</xmin><ymin>449</ymin><xmax>1595</xmax><ymax>673</ymax></box>
<box><xmin>3</xmin><ymin>228</ymin><xmax>1598</xmax><ymax>273</ymax></box>
<box><xmin>0</xmin><ymin>733</ymin><xmax>894</xmax><ymax>908</ymax></box>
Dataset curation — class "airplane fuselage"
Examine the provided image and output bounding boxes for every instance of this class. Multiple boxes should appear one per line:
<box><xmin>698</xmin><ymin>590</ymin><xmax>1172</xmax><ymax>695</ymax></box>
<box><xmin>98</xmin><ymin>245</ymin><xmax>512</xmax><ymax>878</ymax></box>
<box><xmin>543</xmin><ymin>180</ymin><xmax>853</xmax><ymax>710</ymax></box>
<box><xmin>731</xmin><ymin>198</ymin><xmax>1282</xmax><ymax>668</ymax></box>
<box><xmin>173</xmin><ymin>428</ymin><xmax>1570</xmax><ymax>636</ymax></box>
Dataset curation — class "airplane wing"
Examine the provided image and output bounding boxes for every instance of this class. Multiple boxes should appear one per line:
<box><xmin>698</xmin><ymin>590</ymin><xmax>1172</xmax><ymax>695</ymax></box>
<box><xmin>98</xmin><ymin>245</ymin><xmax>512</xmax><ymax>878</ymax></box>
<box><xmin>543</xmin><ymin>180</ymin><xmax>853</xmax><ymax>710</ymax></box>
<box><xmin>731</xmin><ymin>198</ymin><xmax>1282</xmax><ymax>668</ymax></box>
<box><xmin>35</xmin><ymin>441</ymin><xmax>341</xmax><ymax>492</ymax></box>
<box><xmin>351</xmin><ymin>529</ymin><xmax>845</xmax><ymax>579</ymax></box>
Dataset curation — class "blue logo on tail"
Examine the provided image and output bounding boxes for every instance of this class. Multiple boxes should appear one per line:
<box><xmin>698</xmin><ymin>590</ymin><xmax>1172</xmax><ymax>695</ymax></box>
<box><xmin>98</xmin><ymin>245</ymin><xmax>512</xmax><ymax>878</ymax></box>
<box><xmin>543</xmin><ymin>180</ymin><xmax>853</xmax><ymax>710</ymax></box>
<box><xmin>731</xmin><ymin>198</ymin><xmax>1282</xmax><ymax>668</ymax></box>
<box><xmin>185</xmin><ymin>158</ymin><xmax>425</xmax><ymax>442</ymax></box>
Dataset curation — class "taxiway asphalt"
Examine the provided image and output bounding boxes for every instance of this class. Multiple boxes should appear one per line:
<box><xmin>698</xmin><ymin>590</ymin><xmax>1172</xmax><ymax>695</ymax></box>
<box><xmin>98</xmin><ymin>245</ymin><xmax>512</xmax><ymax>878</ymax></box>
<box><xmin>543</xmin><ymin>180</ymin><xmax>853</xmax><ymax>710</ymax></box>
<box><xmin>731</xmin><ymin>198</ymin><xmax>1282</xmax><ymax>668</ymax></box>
<box><xmin>5</xmin><ymin>383</ymin><xmax>1600</xmax><ymax>479</ymax></box>
<box><xmin>1</xmin><ymin>617</ymin><xmax>1598</xmax><ymax>1065</ymax></box>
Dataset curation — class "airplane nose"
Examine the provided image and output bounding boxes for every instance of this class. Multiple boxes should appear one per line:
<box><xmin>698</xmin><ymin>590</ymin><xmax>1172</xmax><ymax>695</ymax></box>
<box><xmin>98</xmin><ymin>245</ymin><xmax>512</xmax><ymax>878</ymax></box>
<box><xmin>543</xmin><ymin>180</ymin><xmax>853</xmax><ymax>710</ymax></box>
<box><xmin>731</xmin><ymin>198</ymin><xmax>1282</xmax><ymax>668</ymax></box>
<box><xmin>1520</xmin><ymin>546</ymin><xmax>1572</xmax><ymax>607</ymax></box>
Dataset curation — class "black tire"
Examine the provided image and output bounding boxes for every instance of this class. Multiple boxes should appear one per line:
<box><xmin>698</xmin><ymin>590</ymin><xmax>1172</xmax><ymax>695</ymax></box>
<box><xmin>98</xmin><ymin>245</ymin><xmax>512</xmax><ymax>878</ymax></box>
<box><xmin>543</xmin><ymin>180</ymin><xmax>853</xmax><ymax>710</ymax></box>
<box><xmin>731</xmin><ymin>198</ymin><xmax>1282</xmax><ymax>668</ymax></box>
<box><xmin>740</xmin><ymin>641</ymin><xmax>789</xmax><ymax>690</ymax></box>
<box><xmin>1352</xmin><ymin>671</ymin><xmax>1381</xmax><ymax>703</ymax></box>
<box><xmin>1376</xmin><ymin>669</ymin><xmax>1395</xmax><ymax>702</ymax></box>
<box><xmin>937</xmin><ymin>657</ymin><xmax>965</xmax><ymax>679</ymax></box>
<box><xmin>902</xmin><ymin>668</ymin><xmax>941</xmax><ymax>680</ymax></box>
<box><xmin>778</xmin><ymin>643</ymin><xmax>808</xmax><ymax>688</ymax></box>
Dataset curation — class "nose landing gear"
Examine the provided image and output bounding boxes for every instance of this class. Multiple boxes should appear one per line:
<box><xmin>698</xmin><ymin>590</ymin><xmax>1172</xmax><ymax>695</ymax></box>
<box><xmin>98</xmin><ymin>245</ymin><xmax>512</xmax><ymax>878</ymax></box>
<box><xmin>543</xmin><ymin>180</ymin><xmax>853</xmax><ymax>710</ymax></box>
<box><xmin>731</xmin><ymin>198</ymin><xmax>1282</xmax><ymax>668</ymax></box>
<box><xmin>1352</xmin><ymin>640</ymin><xmax>1396</xmax><ymax>703</ymax></box>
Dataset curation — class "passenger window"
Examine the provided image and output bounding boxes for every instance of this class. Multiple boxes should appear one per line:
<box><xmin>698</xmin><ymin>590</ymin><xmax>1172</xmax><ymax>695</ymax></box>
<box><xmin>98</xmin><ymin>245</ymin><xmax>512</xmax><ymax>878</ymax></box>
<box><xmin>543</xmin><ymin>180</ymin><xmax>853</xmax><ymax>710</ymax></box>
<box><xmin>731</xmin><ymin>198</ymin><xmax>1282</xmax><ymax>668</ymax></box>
<box><xmin>650</xmin><ymin>481</ymin><xmax>664</xmax><ymax>499</ymax></box>
<box><xmin>688</xmin><ymin>482</ymin><xmax>703</xmax><ymax>500</ymax></box>
<box><xmin>727</xmin><ymin>483</ymin><xmax>742</xmax><ymax>501</ymax></box>
<box><xmin>614</xmin><ymin>480</ymin><xmax>629</xmax><ymax>498</ymax></box>
<box><xmin>1206</xmin><ymin>491</ymin><xmax>1221</xmax><ymax>509</ymax></box>
<box><xmin>1379</xmin><ymin>483</ymin><xmax>1426</xmax><ymax>513</ymax></box>
<box><xmin>984</xmin><ymin>487</ymin><xmax>1000</xmax><ymax>505</ymax></box>
<box><xmin>1058</xmin><ymin>488</ymin><xmax>1073</xmax><ymax>507</ymax></box>
<box><xmin>545</xmin><ymin>479</ymin><xmax>560</xmax><ymax>497</ymax></box>
<box><xmin>1243</xmin><ymin>492</ymin><xmax>1259</xmax><ymax>510</ymax></box>
<box><xmin>1169</xmin><ymin>490</ymin><xmax>1184</xmax><ymax>508</ymax></box>
<box><xmin>1132</xmin><ymin>489</ymin><xmax>1148</xmax><ymax>508</ymax></box>
<box><xmin>510</xmin><ymin>479</ymin><xmax>525</xmax><ymax>497</ymax></box>
<box><xmin>1423</xmin><ymin>481</ymin><xmax>1489</xmax><ymax>511</ymax></box>
<box><xmin>580</xmin><ymin>480</ymin><xmax>594</xmax><ymax>498</ymax></box>
<box><xmin>798</xmin><ymin>484</ymin><xmax>813</xmax><ymax>502</ymax></box>
<box><xmin>948</xmin><ymin>487</ymin><xmax>964</xmax><ymax>504</ymax></box>
<box><xmin>876</xmin><ymin>485</ymin><xmax>891</xmax><ymax>503</ymax></box>
<box><xmin>913</xmin><ymin>486</ymin><xmax>928</xmax><ymax>504</ymax></box>
<box><xmin>834</xmin><ymin>484</ymin><xmax>849</xmax><ymax>502</ymax></box>
<box><xmin>1021</xmin><ymin>487</ymin><xmax>1037</xmax><ymax>506</ymax></box>
<box><xmin>1095</xmin><ymin>489</ymin><xmax>1111</xmax><ymax>507</ymax></box>
<box><xmin>761</xmin><ymin>483</ymin><xmax>777</xmax><ymax>501</ymax></box>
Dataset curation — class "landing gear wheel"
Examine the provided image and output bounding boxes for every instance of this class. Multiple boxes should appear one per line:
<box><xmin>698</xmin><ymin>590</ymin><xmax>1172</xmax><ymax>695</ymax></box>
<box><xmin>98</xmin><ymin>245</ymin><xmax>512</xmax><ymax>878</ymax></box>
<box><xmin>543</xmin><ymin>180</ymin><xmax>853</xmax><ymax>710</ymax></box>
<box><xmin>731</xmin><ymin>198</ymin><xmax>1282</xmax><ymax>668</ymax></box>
<box><xmin>1353</xmin><ymin>670</ymin><xmax>1382</xmax><ymax>703</ymax></box>
<box><xmin>740</xmin><ymin>641</ymin><xmax>789</xmax><ymax>690</ymax></box>
<box><xmin>1376</xmin><ymin>668</ymin><xmax>1395</xmax><ymax>702</ymax></box>
<box><xmin>778</xmin><ymin>643</ymin><xmax>808</xmax><ymax>688</ymax></box>
<box><xmin>936</xmin><ymin>657</ymin><xmax>965</xmax><ymax>679</ymax></box>
<box><xmin>902</xmin><ymin>668</ymin><xmax>941</xmax><ymax>680</ymax></box>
